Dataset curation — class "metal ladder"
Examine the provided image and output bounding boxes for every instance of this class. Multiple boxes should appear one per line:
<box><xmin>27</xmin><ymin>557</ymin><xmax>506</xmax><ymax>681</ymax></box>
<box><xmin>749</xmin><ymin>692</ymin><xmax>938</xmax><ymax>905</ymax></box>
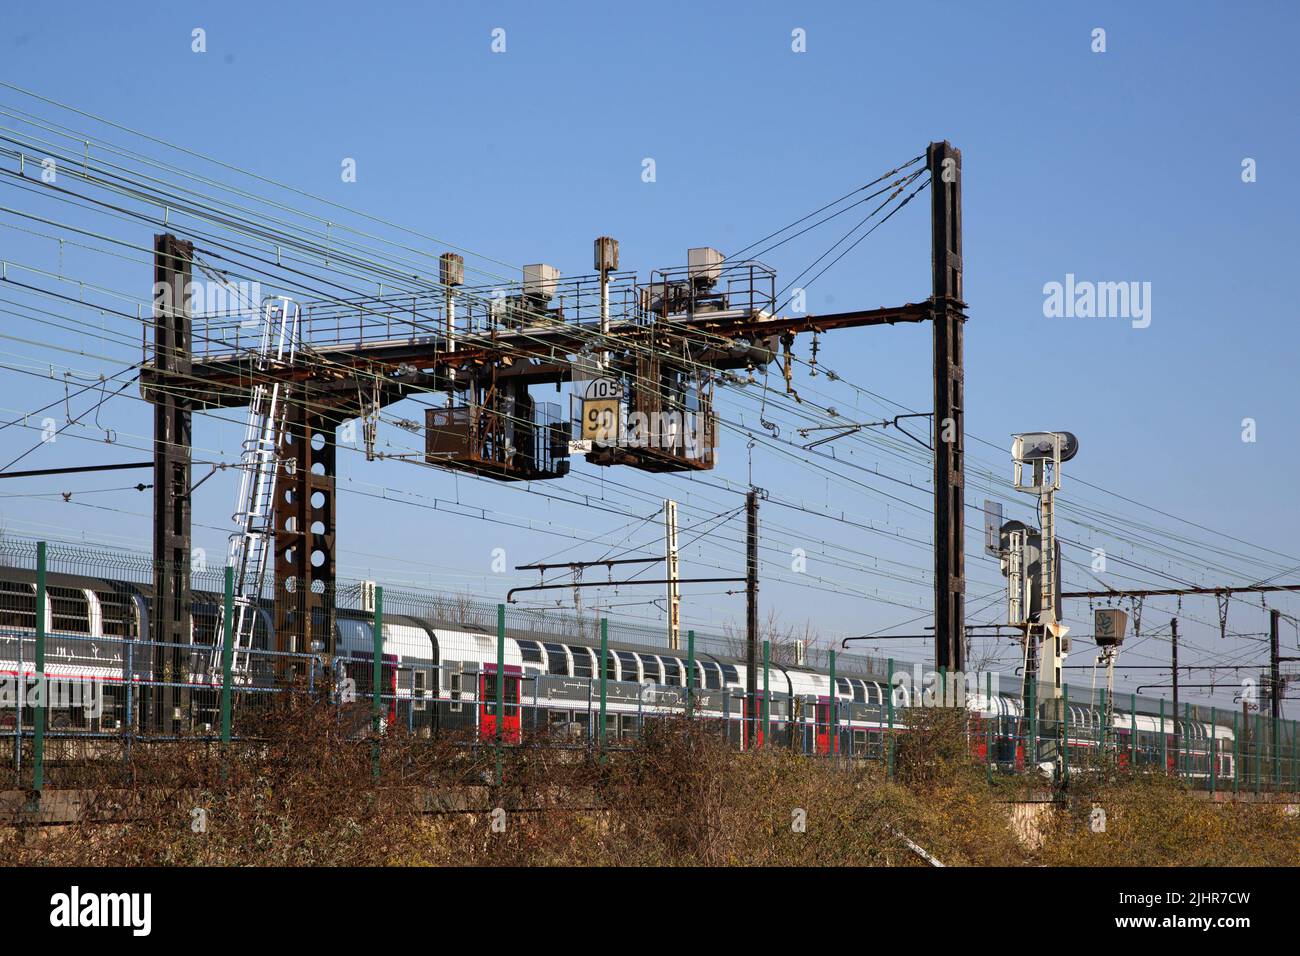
<box><xmin>214</xmin><ymin>296</ymin><xmax>300</xmax><ymax>679</ymax></box>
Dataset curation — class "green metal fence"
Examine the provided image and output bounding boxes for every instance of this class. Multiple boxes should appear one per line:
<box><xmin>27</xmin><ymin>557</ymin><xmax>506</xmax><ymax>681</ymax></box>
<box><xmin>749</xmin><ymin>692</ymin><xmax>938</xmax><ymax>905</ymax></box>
<box><xmin>1</xmin><ymin>537</ymin><xmax>1296</xmax><ymax>797</ymax></box>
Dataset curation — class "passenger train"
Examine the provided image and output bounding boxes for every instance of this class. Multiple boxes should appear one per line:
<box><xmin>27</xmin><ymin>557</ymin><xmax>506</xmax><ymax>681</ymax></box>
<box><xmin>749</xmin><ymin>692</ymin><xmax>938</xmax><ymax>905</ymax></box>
<box><xmin>0</xmin><ymin>566</ymin><xmax>1235</xmax><ymax>778</ymax></box>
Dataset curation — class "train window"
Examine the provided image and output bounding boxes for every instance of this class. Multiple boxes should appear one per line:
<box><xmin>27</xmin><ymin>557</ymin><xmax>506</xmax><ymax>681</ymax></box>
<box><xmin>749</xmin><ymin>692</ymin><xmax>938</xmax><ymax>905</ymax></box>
<box><xmin>719</xmin><ymin>663</ymin><xmax>738</xmax><ymax>686</ymax></box>
<box><xmin>449</xmin><ymin>672</ymin><xmax>463</xmax><ymax>712</ymax></box>
<box><xmin>493</xmin><ymin>671</ymin><xmax>519</xmax><ymax>710</ymax></box>
<box><xmin>48</xmin><ymin>586</ymin><xmax>90</xmax><ymax>634</ymax></box>
<box><xmin>605</xmin><ymin>651</ymin><xmax>619</xmax><ymax>683</ymax></box>
<box><xmin>662</xmin><ymin>657</ymin><xmax>681</xmax><ymax>685</ymax></box>
<box><xmin>836</xmin><ymin>677</ymin><xmax>851</xmax><ymax>698</ymax></box>
<box><xmin>543</xmin><ymin>642</ymin><xmax>569</xmax><ymax>677</ymax></box>
<box><xmin>0</xmin><ymin>580</ymin><xmax>36</xmax><ymax>630</ymax></box>
<box><xmin>851</xmin><ymin>680</ymin><xmax>866</xmax><ymax>704</ymax></box>
<box><xmin>638</xmin><ymin>654</ymin><xmax>663</xmax><ymax>684</ymax></box>
<box><xmin>568</xmin><ymin>645</ymin><xmax>593</xmax><ymax>679</ymax></box>
<box><xmin>517</xmin><ymin>640</ymin><xmax>544</xmax><ymax>665</ymax></box>
<box><xmin>413</xmin><ymin>670</ymin><xmax>427</xmax><ymax>710</ymax></box>
<box><xmin>701</xmin><ymin>662</ymin><xmax>722</xmax><ymax>691</ymax></box>
<box><xmin>98</xmin><ymin>590</ymin><xmax>133</xmax><ymax>638</ymax></box>
<box><xmin>616</xmin><ymin>652</ymin><xmax>639</xmax><ymax>682</ymax></box>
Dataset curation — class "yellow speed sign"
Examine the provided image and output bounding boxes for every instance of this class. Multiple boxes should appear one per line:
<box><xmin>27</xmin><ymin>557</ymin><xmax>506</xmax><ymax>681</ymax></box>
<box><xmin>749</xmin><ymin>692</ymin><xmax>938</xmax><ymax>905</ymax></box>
<box><xmin>581</xmin><ymin>397</ymin><xmax>621</xmax><ymax>442</ymax></box>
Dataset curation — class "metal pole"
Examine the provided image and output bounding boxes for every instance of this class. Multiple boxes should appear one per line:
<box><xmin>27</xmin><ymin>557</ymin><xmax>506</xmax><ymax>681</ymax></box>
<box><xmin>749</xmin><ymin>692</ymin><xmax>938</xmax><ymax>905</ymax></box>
<box><xmin>599</xmin><ymin>617</ymin><xmax>608</xmax><ymax>751</ymax></box>
<box><xmin>1170</xmin><ymin>618</ymin><xmax>1179</xmax><ymax>765</ymax></box>
<box><xmin>686</xmin><ymin>629</ymin><xmax>695</xmax><ymax>719</ymax></box>
<box><xmin>828</xmin><ymin>649</ymin><xmax>836</xmax><ymax>758</ymax></box>
<box><xmin>1130</xmin><ymin>692</ymin><xmax>1137</xmax><ymax>770</ymax></box>
<box><xmin>1099</xmin><ymin>686</ymin><xmax>1107</xmax><ymax>767</ymax></box>
<box><xmin>745</xmin><ymin>489</ymin><xmax>759</xmax><ymax>748</ymax></box>
<box><xmin>1028</xmin><ymin>671</ymin><xmax>1038</xmax><ymax>772</ymax></box>
<box><xmin>1210</xmin><ymin>706</ymin><xmax>1217</xmax><ymax>796</ymax></box>
<box><xmin>665</xmin><ymin>499</ymin><xmax>680</xmax><ymax>651</ymax></box>
<box><xmin>1233</xmin><ymin>710</ymin><xmax>1239</xmax><ymax>794</ymax></box>
<box><xmin>1062</xmin><ymin>682</ymin><xmax>1069</xmax><ymax>784</ymax></box>
<box><xmin>887</xmin><ymin>657</ymin><xmax>895</xmax><ymax>779</ymax></box>
<box><xmin>124</xmin><ymin>639</ymin><xmax>133</xmax><ymax>765</ymax></box>
<box><xmin>1292</xmin><ymin>718</ymin><xmax>1297</xmax><ymax>794</ymax></box>
<box><xmin>13</xmin><ymin>556</ymin><xmax>21</xmax><ymax>782</ymax></box>
<box><xmin>1160</xmin><ymin>698</ymin><xmax>1167</xmax><ymax>775</ymax></box>
<box><xmin>1254</xmin><ymin>714</ymin><xmax>1261</xmax><ymax>796</ymax></box>
<box><xmin>762</xmin><ymin>638</ymin><xmax>770</xmax><ymax>747</ymax></box>
<box><xmin>220</xmin><ymin>566</ymin><xmax>234</xmax><ymax>745</ymax></box>
<box><xmin>32</xmin><ymin>541</ymin><xmax>46</xmax><ymax>797</ymax></box>
<box><xmin>986</xmin><ymin>670</ymin><xmax>993</xmax><ymax>782</ymax></box>
<box><xmin>371</xmin><ymin>585</ymin><xmax>383</xmax><ymax>782</ymax></box>
<box><xmin>1270</xmin><ymin>609</ymin><xmax>1281</xmax><ymax>722</ymax></box>
<box><xmin>928</xmin><ymin>141</ymin><xmax>966</xmax><ymax>674</ymax></box>
<box><xmin>1274</xmin><ymin>713</ymin><xmax>1281</xmax><ymax>791</ymax></box>
<box><xmin>496</xmin><ymin>603</ymin><xmax>505</xmax><ymax>784</ymax></box>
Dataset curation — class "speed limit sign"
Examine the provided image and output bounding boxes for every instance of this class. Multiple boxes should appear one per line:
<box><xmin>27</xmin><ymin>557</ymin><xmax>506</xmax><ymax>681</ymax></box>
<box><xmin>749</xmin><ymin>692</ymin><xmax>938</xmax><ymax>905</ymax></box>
<box><xmin>582</xmin><ymin>397</ymin><xmax>620</xmax><ymax>442</ymax></box>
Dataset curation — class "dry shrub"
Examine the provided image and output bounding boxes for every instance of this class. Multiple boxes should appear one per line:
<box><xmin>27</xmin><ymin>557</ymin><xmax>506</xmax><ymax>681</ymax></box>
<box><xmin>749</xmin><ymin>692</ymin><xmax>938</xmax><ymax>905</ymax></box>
<box><xmin>3</xmin><ymin>704</ymin><xmax>1291</xmax><ymax>867</ymax></box>
<box><xmin>1039</xmin><ymin>773</ymin><xmax>1300</xmax><ymax>866</ymax></box>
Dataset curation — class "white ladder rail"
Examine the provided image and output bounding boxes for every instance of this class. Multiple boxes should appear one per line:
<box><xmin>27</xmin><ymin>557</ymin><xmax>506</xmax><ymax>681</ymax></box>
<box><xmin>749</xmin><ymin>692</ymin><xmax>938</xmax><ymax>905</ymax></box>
<box><xmin>214</xmin><ymin>297</ymin><xmax>300</xmax><ymax>680</ymax></box>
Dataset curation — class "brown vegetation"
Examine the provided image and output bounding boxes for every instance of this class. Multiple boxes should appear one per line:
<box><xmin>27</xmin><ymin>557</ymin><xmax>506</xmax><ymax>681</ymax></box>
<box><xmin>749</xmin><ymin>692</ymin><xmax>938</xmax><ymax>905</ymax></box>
<box><xmin>2</xmin><ymin>700</ymin><xmax>1295</xmax><ymax>867</ymax></box>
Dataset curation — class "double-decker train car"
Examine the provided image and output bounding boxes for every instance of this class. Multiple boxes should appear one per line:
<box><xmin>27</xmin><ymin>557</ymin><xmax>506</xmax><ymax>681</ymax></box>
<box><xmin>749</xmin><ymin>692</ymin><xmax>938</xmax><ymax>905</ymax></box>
<box><xmin>0</xmin><ymin>565</ymin><xmax>1238</xmax><ymax>781</ymax></box>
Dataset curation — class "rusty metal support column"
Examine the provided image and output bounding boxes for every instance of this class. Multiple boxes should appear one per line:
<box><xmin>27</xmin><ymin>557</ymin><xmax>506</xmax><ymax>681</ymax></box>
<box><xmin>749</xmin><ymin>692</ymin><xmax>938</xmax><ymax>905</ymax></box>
<box><xmin>150</xmin><ymin>233</ymin><xmax>193</xmax><ymax>732</ymax></box>
<box><xmin>928</xmin><ymin>141</ymin><xmax>966</xmax><ymax>674</ymax></box>
<box><xmin>746</xmin><ymin>488</ymin><xmax>759</xmax><ymax>747</ymax></box>
<box><xmin>273</xmin><ymin>392</ymin><xmax>337</xmax><ymax>683</ymax></box>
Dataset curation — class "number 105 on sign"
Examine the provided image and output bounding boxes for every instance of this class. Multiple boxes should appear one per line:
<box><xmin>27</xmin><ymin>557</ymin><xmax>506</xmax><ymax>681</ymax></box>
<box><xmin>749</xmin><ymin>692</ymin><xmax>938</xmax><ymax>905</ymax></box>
<box><xmin>582</xmin><ymin>398</ymin><xmax>620</xmax><ymax>442</ymax></box>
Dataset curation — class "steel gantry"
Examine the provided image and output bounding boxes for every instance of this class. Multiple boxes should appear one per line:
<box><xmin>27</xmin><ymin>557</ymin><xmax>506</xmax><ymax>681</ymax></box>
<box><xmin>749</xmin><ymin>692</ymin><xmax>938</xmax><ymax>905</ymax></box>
<box><xmin>141</xmin><ymin>141</ymin><xmax>969</xmax><ymax>678</ymax></box>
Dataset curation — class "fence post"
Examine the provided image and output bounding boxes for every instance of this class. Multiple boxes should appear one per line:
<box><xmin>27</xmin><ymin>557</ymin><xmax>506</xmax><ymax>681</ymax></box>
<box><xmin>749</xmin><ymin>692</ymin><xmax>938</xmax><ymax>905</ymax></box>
<box><xmin>371</xmin><ymin>585</ymin><xmax>383</xmax><ymax>783</ymax></box>
<box><xmin>1184</xmin><ymin>702</ymin><xmax>1191</xmax><ymax>783</ymax></box>
<box><xmin>220</xmin><ymin>566</ymin><xmax>234</xmax><ymax>746</ymax></box>
<box><xmin>32</xmin><ymin>541</ymin><xmax>47</xmax><ymax>801</ymax></box>
<box><xmin>1028</xmin><ymin>674</ymin><xmax>1037</xmax><ymax>774</ymax></box>
<box><xmin>1254</xmin><ymin>714</ymin><xmax>1261</xmax><ymax>796</ymax></box>
<box><xmin>985</xmin><ymin>670</ymin><xmax>993</xmax><ymax>783</ymax></box>
<box><xmin>495</xmin><ymin>603</ymin><xmax>505</xmax><ymax>785</ymax></box>
<box><xmin>598</xmin><ymin>617</ymin><xmax>608</xmax><ymax>752</ymax></box>
<box><xmin>1232</xmin><ymin>710</ymin><xmax>1239</xmax><ymax>794</ymax></box>
<box><xmin>1210</xmin><ymin>706</ymin><xmax>1218</xmax><ymax>796</ymax></box>
<box><xmin>1292</xmin><ymin>718</ymin><xmax>1297</xmax><ymax>794</ymax></box>
<box><xmin>1274</xmin><ymin>714</ymin><xmax>1282</xmax><ymax>791</ymax></box>
<box><xmin>761</xmin><ymin>639</ymin><xmax>770</xmax><ymax>748</ymax></box>
<box><xmin>1293</xmin><ymin>718</ymin><xmax>1298</xmax><ymax>794</ymax></box>
<box><xmin>124</xmin><ymin>639</ymin><xmax>133</xmax><ymax>766</ymax></box>
<box><xmin>886</xmin><ymin>657</ymin><xmax>894</xmax><ymax>780</ymax></box>
<box><xmin>828</xmin><ymin>650</ymin><xmax>836</xmax><ymax>759</ymax></box>
<box><xmin>1098</xmin><ymin>686</ymin><xmax>1106</xmax><ymax>769</ymax></box>
<box><xmin>685</xmin><ymin>629</ymin><xmax>695</xmax><ymax>720</ymax></box>
<box><xmin>1159</xmin><ymin>698</ymin><xmax>1166</xmax><ymax>775</ymax></box>
<box><xmin>1130</xmin><ymin>693</ymin><xmax>1137</xmax><ymax>771</ymax></box>
<box><xmin>1061</xmin><ymin>683</ymin><xmax>1070</xmax><ymax>785</ymax></box>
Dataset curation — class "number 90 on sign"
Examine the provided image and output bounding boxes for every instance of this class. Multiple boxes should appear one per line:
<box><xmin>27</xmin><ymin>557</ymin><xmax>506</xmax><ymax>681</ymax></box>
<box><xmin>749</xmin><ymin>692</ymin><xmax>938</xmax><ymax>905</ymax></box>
<box><xmin>582</xmin><ymin>398</ymin><xmax>621</xmax><ymax>442</ymax></box>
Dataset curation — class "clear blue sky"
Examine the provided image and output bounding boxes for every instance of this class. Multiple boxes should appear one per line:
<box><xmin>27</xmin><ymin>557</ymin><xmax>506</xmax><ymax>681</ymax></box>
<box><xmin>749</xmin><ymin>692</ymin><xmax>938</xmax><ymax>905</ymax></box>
<box><xmin>2</xmin><ymin>1</ymin><xmax>1298</xmax><ymax>701</ymax></box>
